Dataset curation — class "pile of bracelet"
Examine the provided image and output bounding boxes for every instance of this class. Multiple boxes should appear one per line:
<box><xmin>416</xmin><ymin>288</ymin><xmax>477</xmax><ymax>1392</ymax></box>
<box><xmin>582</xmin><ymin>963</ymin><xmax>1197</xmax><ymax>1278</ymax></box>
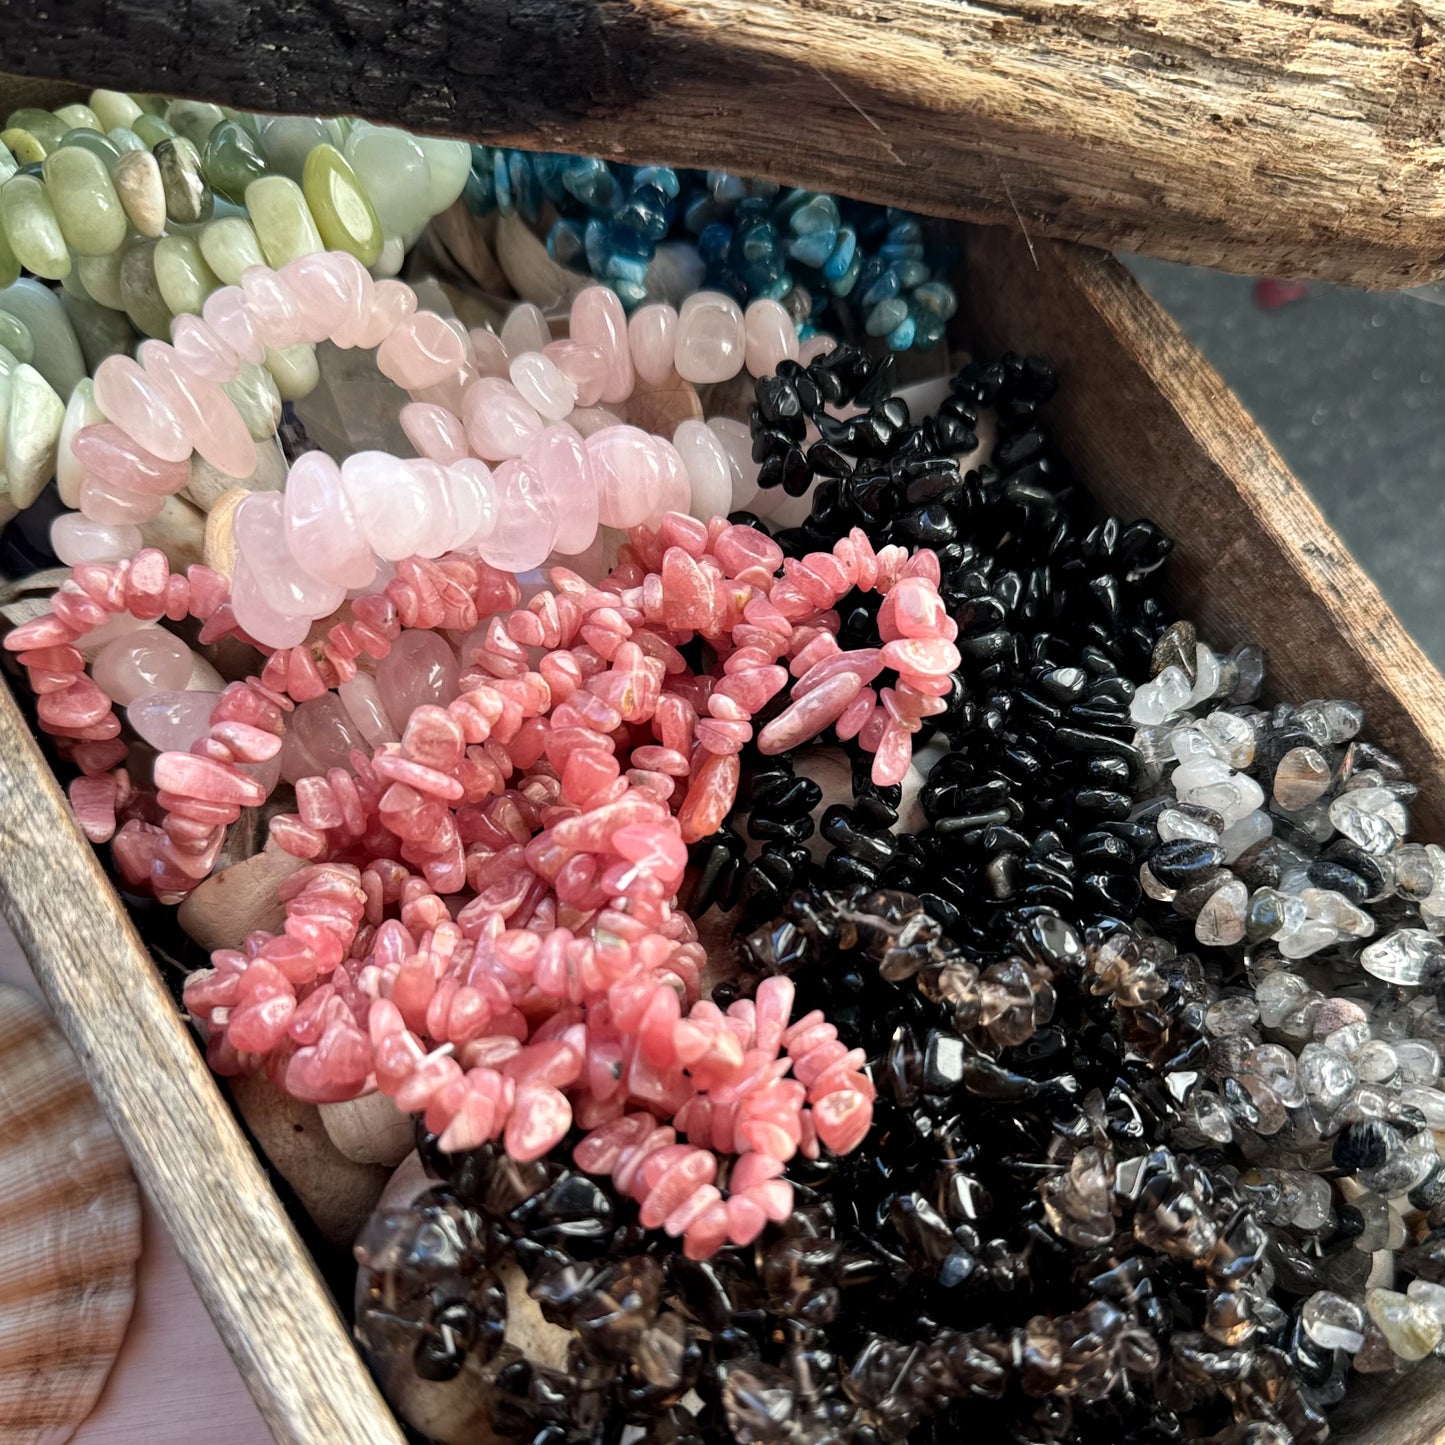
<box><xmin>0</xmin><ymin>89</ymin><xmax>1440</xmax><ymax>1445</ymax></box>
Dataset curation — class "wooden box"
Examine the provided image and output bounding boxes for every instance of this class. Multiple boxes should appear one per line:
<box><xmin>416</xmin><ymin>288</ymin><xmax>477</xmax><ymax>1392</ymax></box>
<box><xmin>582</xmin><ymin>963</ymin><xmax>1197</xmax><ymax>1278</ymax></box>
<box><xmin>0</xmin><ymin>13</ymin><xmax>1441</xmax><ymax>1445</ymax></box>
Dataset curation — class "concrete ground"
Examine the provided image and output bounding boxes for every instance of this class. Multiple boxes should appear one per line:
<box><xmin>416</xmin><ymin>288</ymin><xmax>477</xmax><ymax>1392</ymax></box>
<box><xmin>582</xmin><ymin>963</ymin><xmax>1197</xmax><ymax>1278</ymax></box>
<box><xmin>1126</xmin><ymin>257</ymin><xmax>1445</xmax><ymax>669</ymax></box>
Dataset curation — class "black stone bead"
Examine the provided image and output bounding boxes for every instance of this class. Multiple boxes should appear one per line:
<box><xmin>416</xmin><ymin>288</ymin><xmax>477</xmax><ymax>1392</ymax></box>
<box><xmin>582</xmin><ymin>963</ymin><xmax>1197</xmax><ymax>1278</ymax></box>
<box><xmin>1332</xmin><ymin>1119</ymin><xmax>1400</xmax><ymax>1172</ymax></box>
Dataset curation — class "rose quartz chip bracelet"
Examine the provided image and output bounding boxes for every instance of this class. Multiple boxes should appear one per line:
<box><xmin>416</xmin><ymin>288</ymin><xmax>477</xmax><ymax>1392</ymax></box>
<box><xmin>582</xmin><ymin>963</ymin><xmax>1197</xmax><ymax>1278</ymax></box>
<box><xmin>54</xmin><ymin>246</ymin><xmax>835</xmax><ymax>648</ymax></box>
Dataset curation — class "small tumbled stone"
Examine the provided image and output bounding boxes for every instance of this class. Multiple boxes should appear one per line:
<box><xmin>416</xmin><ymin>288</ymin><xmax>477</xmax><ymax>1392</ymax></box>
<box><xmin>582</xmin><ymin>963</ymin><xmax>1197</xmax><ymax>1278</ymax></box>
<box><xmin>1361</xmin><ymin>928</ymin><xmax>1444</xmax><ymax>986</ymax></box>
<box><xmin>1273</xmin><ymin>745</ymin><xmax>1332</xmax><ymax>811</ymax></box>
<box><xmin>1365</xmin><ymin>1287</ymin><xmax>1443</xmax><ymax>1361</ymax></box>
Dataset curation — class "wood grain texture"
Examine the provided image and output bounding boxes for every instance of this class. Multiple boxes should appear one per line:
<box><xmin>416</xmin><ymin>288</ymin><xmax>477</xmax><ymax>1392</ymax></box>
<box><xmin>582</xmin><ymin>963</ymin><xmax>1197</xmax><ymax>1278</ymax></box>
<box><xmin>0</xmin><ymin>1</ymin><xmax>1439</xmax><ymax>288</ymax></box>
<box><xmin>961</xmin><ymin>223</ymin><xmax>1445</xmax><ymax>843</ymax></box>
<box><xmin>0</xmin><ymin>677</ymin><xmax>404</xmax><ymax>1445</ymax></box>
<box><xmin>1330</xmin><ymin>1358</ymin><xmax>1445</xmax><ymax>1445</ymax></box>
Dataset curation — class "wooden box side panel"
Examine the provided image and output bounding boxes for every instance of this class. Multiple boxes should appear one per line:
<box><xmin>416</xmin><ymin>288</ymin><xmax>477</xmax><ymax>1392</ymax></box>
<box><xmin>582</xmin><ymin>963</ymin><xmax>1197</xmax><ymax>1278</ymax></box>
<box><xmin>0</xmin><ymin>678</ymin><xmax>405</xmax><ymax>1445</ymax></box>
<box><xmin>960</xmin><ymin>224</ymin><xmax>1445</xmax><ymax>841</ymax></box>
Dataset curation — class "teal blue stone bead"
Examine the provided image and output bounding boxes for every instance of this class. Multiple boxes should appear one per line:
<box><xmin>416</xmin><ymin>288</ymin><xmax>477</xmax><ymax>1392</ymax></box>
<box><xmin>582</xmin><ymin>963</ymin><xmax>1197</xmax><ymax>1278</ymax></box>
<box><xmin>885</xmin><ymin>314</ymin><xmax>917</xmax><ymax>351</ymax></box>
<box><xmin>823</xmin><ymin>226</ymin><xmax>857</xmax><ymax>281</ymax></box>
<box><xmin>788</xmin><ymin>192</ymin><xmax>840</xmax><ymax>236</ymax></box>
<box><xmin>896</xmin><ymin>259</ymin><xmax>929</xmax><ymax>289</ymax></box>
<box><xmin>861</xmin><ymin>266</ymin><xmax>902</xmax><ymax>307</ymax></box>
<box><xmin>865</xmin><ymin>297</ymin><xmax>908</xmax><ymax>337</ymax></box>
<box><xmin>913</xmin><ymin>280</ymin><xmax>957</xmax><ymax>320</ymax></box>
<box><xmin>914</xmin><ymin>315</ymin><xmax>946</xmax><ymax>348</ymax></box>
<box><xmin>825</xmin><ymin>249</ymin><xmax>863</xmax><ymax>298</ymax></box>
<box><xmin>787</xmin><ymin>228</ymin><xmax>836</xmax><ymax>268</ymax></box>
<box><xmin>633</xmin><ymin>166</ymin><xmax>680</xmax><ymax>201</ymax></box>
<box><xmin>491</xmin><ymin>151</ymin><xmax>512</xmax><ymax>213</ymax></box>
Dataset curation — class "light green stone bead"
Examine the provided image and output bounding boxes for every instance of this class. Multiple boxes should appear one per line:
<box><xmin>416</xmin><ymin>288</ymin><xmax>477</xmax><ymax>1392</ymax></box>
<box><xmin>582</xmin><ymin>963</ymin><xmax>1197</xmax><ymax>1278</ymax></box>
<box><xmin>302</xmin><ymin>143</ymin><xmax>382</xmax><ymax>266</ymax></box>
<box><xmin>0</xmin><ymin>278</ymin><xmax>87</xmax><ymax>395</ymax></box>
<box><xmin>155</xmin><ymin>136</ymin><xmax>213</xmax><ymax>225</ymax></box>
<box><xmin>198</xmin><ymin>215</ymin><xmax>265</xmax><ymax>286</ymax></box>
<box><xmin>0</xmin><ymin>311</ymin><xmax>32</xmax><ymax>364</ymax></box>
<box><xmin>245</xmin><ymin>175</ymin><xmax>322</xmax><ymax>267</ymax></box>
<box><xmin>130</xmin><ymin>94</ymin><xmax>170</xmax><ymax>117</ymax></box>
<box><xmin>57</xmin><ymin>376</ymin><xmax>103</xmax><ymax>506</ymax></box>
<box><xmin>0</xmin><ymin>148</ymin><xmax>16</xmax><ymax>187</ymax></box>
<box><xmin>54</xmin><ymin>103</ymin><xmax>103</xmax><ymax>133</ymax></box>
<box><xmin>90</xmin><ymin>90</ymin><xmax>144</xmax><ymax>133</ymax></box>
<box><xmin>258</xmin><ymin>115</ymin><xmax>331</xmax><ymax>182</ymax></box>
<box><xmin>225</xmin><ymin>110</ymin><xmax>265</xmax><ymax>140</ymax></box>
<box><xmin>61</xmin><ymin>289</ymin><xmax>138</xmax><ymax>373</ymax></box>
<box><xmin>107</xmin><ymin>127</ymin><xmax>147</xmax><ymax>156</ymax></box>
<box><xmin>264</xmin><ymin>342</ymin><xmax>319</xmax><ymax>401</ymax></box>
<box><xmin>118</xmin><ymin>237</ymin><xmax>172</xmax><ymax>339</ymax></box>
<box><xmin>415</xmin><ymin>136</ymin><xmax>472</xmax><ymax>216</ymax></box>
<box><xmin>6</xmin><ymin>109</ymin><xmax>67</xmax><ymax>153</ymax></box>
<box><xmin>58</xmin><ymin>266</ymin><xmax>90</xmax><ymax>301</ymax></box>
<box><xmin>132</xmin><ymin>113</ymin><xmax>177</xmax><ymax>148</ymax></box>
<box><xmin>165</xmin><ymin>99</ymin><xmax>226</xmax><ymax>150</ymax></box>
<box><xmin>154</xmin><ymin>233</ymin><xmax>221</xmax><ymax>315</ymax></box>
<box><xmin>76</xmin><ymin>249</ymin><xmax>128</xmax><ymax>310</ymax></box>
<box><xmin>201</xmin><ymin>120</ymin><xmax>268</xmax><ymax>205</ymax></box>
<box><xmin>5</xmin><ymin>362</ymin><xmax>65</xmax><ymax>508</ymax></box>
<box><xmin>59</xmin><ymin>128</ymin><xmax>121</xmax><ymax>167</ymax></box>
<box><xmin>0</xmin><ymin>362</ymin><xmax>12</xmax><ymax>471</ymax></box>
<box><xmin>1</xmin><ymin>129</ymin><xmax>48</xmax><ymax>166</ymax></box>
<box><xmin>371</xmin><ymin>232</ymin><xmax>406</xmax><ymax>279</ymax></box>
<box><xmin>344</xmin><ymin>123</ymin><xmax>432</xmax><ymax>238</ymax></box>
<box><xmin>224</xmin><ymin>360</ymin><xmax>282</xmax><ymax>439</ymax></box>
<box><xmin>43</xmin><ymin>146</ymin><xmax>127</xmax><ymax>256</ymax></box>
<box><xmin>1</xmin><ymin>175</ymin><xmax>71</xmax><ymax>279</ymax></box>
<box><xmin>0</xmin><ymin>218</ymin><xmax>17</xmax><ymax>290</ymax></box>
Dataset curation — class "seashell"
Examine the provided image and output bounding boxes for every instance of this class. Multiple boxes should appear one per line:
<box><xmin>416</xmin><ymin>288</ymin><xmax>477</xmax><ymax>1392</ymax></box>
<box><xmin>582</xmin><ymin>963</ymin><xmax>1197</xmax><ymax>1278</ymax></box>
<box><xmin>419</xmin><ymin>201</ymin><xmax>510</xmax><ymax>301</ymax></box>
<box><xmin>178</xmin><ymin>842</ymin><xmax>308</xmax><ymax>953</ymax></box>
<box><xmin>226</xmin><ymin>1072</ymin><xmax>389</xmax><ymax>1249</ymax></box>
<box><xmin>200</xmin><ymin>485</ymin><xmax>249</xmax><ymax>580</ymax></box>
<box><xmin>139</xmin><ymin>492</ymin><xmax>206</xmax><ymax>572</ymax></box>
<box><xmin>319</xmin><ymin>1091</ymin><xmax>416</xmax><ymax>1167</ymax></box>
<box><xmin>0</xmin><ymin>568</ymin><xmax>70</xmax><ymax>636</ymax></box>
<box><xmin>0</xmin><ymin>985</ymin><xmax>142</xmax><ymax>1444</ymax></box>
<box><xmin>183</xmin><ymin>434</ymin><xmax>286</xmax><ymax>513</ymax></box>
<box><xmin>355</xmin><ymin>1153</ymin><xmax>573</xmax><ymax>1445</ymax></box>
<box><xmin>494</xmin><ymin>210</ymin><xmax>593</xmax><ymax>315</ymax></box>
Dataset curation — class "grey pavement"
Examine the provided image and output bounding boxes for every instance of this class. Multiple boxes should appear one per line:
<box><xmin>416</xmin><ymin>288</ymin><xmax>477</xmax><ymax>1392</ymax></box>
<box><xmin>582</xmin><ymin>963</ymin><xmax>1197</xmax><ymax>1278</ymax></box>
<box><xmin>1126</xmin><ymin>257</ymin><xmax>1445</xmax><ymax>670</ymax></box>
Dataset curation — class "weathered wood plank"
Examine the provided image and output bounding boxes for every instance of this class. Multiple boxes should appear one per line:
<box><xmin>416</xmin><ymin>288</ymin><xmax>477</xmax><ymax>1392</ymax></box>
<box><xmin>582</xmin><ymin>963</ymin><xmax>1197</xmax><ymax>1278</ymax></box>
<box><xmin>0</xmin><ymin>1</ymin><xmax>1439</xmax><ymax>288</ymax></box>
<box><xmin>0</xmin><ymin>675</ymin><xmax>405</xmax><ymax>1445</ymax></box>
<box><xmin>961</xmin><ymin>223</ymin><xmax>1445</xmax><ymax>843</ymax></box>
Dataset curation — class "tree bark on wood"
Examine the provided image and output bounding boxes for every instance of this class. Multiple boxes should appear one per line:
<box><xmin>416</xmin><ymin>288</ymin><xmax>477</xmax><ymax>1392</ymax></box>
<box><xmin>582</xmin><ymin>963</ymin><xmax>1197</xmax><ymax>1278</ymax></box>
<box><xmin>0</xmin><ymin>0</ymin><xmax>1439</xmax><ymax>288</ymax></box>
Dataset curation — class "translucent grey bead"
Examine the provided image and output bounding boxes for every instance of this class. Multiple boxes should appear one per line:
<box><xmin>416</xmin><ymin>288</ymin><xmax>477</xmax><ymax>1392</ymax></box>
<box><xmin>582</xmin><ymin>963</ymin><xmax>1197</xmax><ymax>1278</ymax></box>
<box><xmin>1255</xmin><ymin>971</ymin><xmax>1311</xmax><ymax>1028</ymax></box>
<box><xmin>1301</xmin><ymin>1290</ymin><xmax>1366</xmax><ymax>1352</ymax></box>
<box><xmin>1298</xmin><ymin>1042</ymin><xmax>1357</xmax><ymax>1112</ymax></box>
<box><xmin>1205</xmin><ymin>996</ymin><xmax>1260</xmax><ymax>1038</ymax></box>
<box><xmin>1361</xmin><ymin>929</ymin><xmax>1445</xmax><ymax>986</ymax></box>
<box><xmin>1329</xmin><ymin>789</ymin><xmax>1406</xmax><ymax>855</ymax></box>
<box><xmin>1353</xmin><ymin>1040</ymin><xmax>1400</xmax><ymax>1086</ymax></box>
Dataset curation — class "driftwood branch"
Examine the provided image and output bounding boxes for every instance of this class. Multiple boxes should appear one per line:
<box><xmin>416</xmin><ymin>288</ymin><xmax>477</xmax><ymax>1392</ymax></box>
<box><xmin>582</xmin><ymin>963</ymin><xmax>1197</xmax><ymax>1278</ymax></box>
<box><xmin>0</xmin><ymin>1</ymin><xmax>1439</xmax><ymax>288</ymax></box>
